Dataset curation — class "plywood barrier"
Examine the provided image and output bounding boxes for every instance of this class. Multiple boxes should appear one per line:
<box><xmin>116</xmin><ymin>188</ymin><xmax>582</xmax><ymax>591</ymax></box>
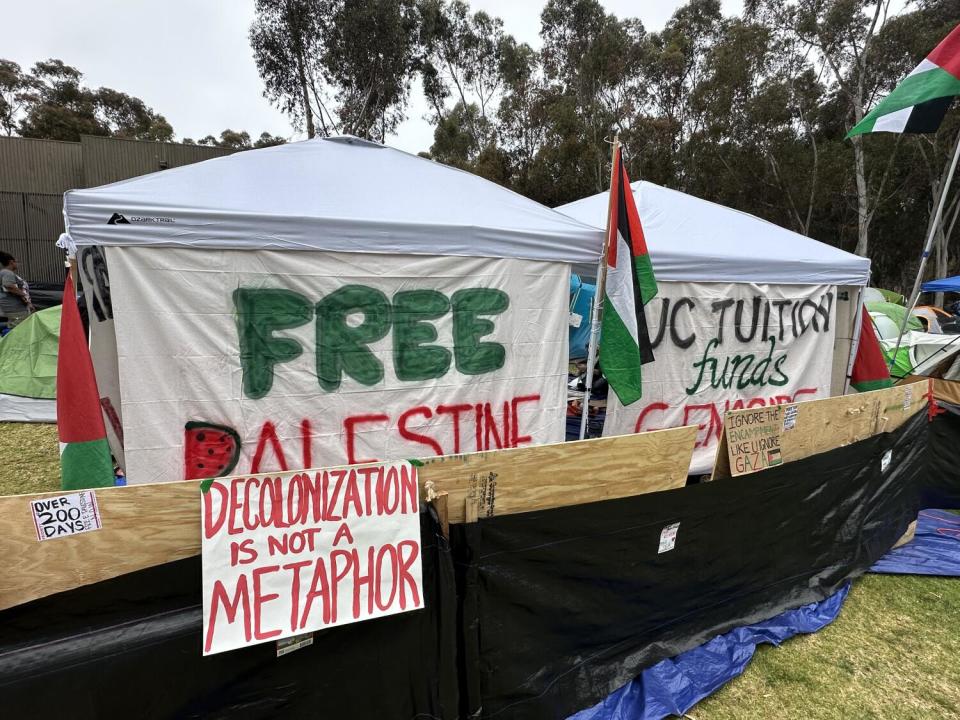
<box><xmin>712</xmin><ymin>379</ymin><xmax>929</xmax><ymax>480</ymax></box>
<box><xmin>0</xmin><ymin>426</ymin><xmax>696</xmax><ymax>612</ymax></box>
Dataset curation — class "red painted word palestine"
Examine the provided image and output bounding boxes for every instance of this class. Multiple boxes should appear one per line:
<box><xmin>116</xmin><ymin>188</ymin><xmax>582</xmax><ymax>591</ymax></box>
<box><xmin>201</xmin><ymin>460</ymin><xmax>424</xmax><ymax>656</ymax></box>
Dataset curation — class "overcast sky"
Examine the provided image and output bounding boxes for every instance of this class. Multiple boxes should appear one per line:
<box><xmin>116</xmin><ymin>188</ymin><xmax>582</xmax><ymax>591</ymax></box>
<box><xmin>1</xmin><ymin>0</ymin><xmax>744</xmax><ymax>154</ymax></box>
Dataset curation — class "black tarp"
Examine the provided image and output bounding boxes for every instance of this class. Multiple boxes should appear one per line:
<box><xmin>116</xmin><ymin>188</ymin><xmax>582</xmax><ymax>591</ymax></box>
<box><xmin>452</xmin><ymin>409</ymin><xmax>926</xmax><ymax>720</ymax></box>
<box><xmin>925</xmin><ymin>400</ymin><xmax>960</xmax><ymax>509</ymax></box>
<box><xmin>0</xmin><ymin>509</ymin><xmax>459</xmax><ymax>720</ymax></box>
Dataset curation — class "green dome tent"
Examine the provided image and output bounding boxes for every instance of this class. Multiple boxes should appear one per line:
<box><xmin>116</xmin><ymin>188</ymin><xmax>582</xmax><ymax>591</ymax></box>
<box><xmin>0</xmin><ymin>306</ymin><xmax>59</xmax><ymax>422</ymax></box>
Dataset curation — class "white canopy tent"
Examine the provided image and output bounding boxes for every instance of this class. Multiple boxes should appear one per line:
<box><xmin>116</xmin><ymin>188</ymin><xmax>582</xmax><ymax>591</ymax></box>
<box><xmin>59</xmin><ymin>137</ymin><xmax>605</xmax><ymax>484</ymax></box>
<box><xmin>61</xmin><ymin>135</ymin><xmax>602</xmax><ymax>262</ymax></box>
<box><xmin>558</xmin><ymin>180</ymin><xmax>872</xmax><ymax>476</ymax></box>
<box><xmin>557</xmin><ymin>181</ymin><xmax>871</xmax><ymax>286</ymax></box>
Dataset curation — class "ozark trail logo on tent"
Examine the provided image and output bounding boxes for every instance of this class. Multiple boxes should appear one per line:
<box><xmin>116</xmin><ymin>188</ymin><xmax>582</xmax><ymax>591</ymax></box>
<box><xmin>107</xmin><ymin>212</ymin><xmax>174</xmax><ymax>225</ymax></box>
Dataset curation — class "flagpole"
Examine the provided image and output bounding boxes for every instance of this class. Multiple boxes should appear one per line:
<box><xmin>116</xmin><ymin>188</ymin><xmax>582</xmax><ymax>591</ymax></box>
<box><xmin>889</xmin><ymin>126</ymin><xmax>960</xmax><ymax>370</ymax></box>
<box><xmin>579</xmin><ymin>137</ymin><xmax>620</xmax><ymax>441</ymax></box>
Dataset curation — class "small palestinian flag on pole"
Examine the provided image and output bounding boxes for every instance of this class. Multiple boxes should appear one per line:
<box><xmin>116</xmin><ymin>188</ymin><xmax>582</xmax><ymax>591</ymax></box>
<box><xmin>599</xmin><ymin>144</ymin><xmax>658</xmax><ymax>406</ymax></box>
<box><xmin>57</xmin><ymin>274</ymin><xmax>115</xmax><ymax>490</ymax></box>
<box><xmin>848</xmin><ymin>23</ymin><xmax>960</xmax><ymax>137</ymax></box>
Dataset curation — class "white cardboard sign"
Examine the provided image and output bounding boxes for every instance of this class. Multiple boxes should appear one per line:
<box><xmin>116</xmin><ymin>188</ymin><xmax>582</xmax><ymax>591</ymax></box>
<box><xmin>31</xmin><ymin>491</ymin><xmax>102</xmax><ymax>541</ymax></box>
<box><xmin>201</xmin><ymin>460</ymin><xmax>423</xmax><ymax>655</ymax></box>
<box><xmin>603</xmin><ymin>282</ymin><xmax>837</xmax><ymax>474</ymax></box>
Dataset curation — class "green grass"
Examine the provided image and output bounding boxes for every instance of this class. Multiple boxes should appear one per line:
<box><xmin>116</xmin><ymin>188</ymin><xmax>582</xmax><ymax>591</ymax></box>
<box><xmin>0</xmin><ymin>425</ymin><xmax>958</xmax><ymax>717</ymax></box>
<box><xmin>692</xmin><ymin>573</ymin><xmax>960</xmax><ymax>719</ymax></box>
<box><xmin>0</xmin><ymin>422</ymin><xmax>60</xmax><ymax>495</ymax></box>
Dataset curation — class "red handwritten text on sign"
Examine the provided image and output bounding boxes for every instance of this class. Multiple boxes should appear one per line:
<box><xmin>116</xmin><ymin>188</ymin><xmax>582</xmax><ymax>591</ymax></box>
<box><xmin>201</xmin><ymin>461</ymin><xmax>423</xmax><ymax>655</ymax></box>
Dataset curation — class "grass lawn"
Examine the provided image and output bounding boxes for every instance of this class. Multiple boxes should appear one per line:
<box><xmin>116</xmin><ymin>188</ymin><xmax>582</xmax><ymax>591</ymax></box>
<box><xmin>693</xmin><ymin>573</ymin><xmax>960</xmax><ymax>719</ymax></box>
<box><xmin>0</xmin><ymin>424</ymin><xmax>957</xmax><ymax>718</ymax></box>
<box><xmin>0</xmin><ymin>422</ymin><xmax>60</xmax><ymax>495</ymax></box>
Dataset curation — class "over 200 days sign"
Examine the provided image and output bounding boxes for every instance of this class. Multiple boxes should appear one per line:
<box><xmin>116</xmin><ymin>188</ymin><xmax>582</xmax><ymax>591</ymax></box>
<box><xmin>201</xmin><ymin>460</ymin><xmax>423</xmax><ymax>655</ymax></box>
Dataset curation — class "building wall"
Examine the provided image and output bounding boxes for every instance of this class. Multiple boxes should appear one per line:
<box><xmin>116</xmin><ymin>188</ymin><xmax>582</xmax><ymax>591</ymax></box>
<box><xmin>0</xmin><ymin>137</ymin><xmax>82</xmax><ymax>194</ymax></box>
<box><xmin>80</xmin><ymin>136</ymin><xmax>234</xmax><ymax>188</ymax></box>
<box><xmin>0</xmin><ymin>136</ymin><xmax>237</xmax><ymax>284</ymax></box>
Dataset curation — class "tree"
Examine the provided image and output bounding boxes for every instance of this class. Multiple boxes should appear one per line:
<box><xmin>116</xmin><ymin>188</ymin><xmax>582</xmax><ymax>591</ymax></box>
<box><xmin>250</xmin><ymin>0</ymin><xmax>420</xmax><ymax>141</ymax></box>
<box><xmin>95</xmin><ymin>87</ymin><xmax>173</xmax><ymax>141</ymax></box>
<box><xmin>200</xmin><ymin>129</ymin><xmax>252</xmax><ymax>148</ymax></box>
<box><xmin>420</xmin><ymin>1</ymin><xmax>506</xmax><ymax>133</ymax></box>
<box><xmin>191</xmin><ymin>130</ymin><xmax>287</xmax><ymax>149</ymax></box>
<box><xmin>0</xmin><ymin>60</ymin><xmax>38</xmax><ymax>136</ymax></box>
<box><xmin>321</xmin><ymin>0</ymin><xmax>421</xmax><ymax>139</ymax></box>
<box><xmin>13</xmin><ymin>58</ymin><xmax>172</xmax><ymax>142</ymax></box>
<box><xmin>250</xmin><ymin>0</ymin><xmax>325</xmax><ymax>138</ymax></box>
<box><xmin>254</xmin><ymin>131</ymin><xmax>288</xmax><ymax>148</ymax></box>
<box><xmin>17</xmin><ymin>59</ymin><xmax>105</xmax><ymax>141</ymax></box>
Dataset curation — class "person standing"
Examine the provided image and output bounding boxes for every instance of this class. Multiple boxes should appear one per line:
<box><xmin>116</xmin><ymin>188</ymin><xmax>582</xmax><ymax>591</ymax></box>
<box><xmin>0</xmin><ymin>251</ymin><xmax>34</xmax><ymax>330</ymax></box>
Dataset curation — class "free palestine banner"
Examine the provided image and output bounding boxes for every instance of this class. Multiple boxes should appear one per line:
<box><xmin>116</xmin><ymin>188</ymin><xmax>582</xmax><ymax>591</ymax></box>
<box><xmin>602</xmin><ymin>282</ymin><xmax>836</xmax><ymax>475</ymax></box>
<box><xmin>107</xmin><ymin>248</ymin><xmax>568</xmax><ymax>484</ymax></box>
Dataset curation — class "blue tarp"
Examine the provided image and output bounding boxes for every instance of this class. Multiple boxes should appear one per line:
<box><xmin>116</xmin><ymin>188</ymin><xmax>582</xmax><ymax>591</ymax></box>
<box><xmin>570</xmin><ymin>274</ymin><xmax>596</xmax><ymax>360</ymax></box>
<box><xmin>870</xmin><ymin>509</ymin><xmax>960</xmax><ymax>577</ymax></box>
<box><xmin>922</xmin><ymin>276</ymin><xmax>960</xmax><ymax>293</ymax></box>
<box><xmin>569</xmin><ymin>584</ymin><xmax>851</xmax><ymax>720</ymax></box>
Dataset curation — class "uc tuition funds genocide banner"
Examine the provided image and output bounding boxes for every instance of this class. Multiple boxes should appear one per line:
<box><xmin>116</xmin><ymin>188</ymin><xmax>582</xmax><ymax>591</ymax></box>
<box><xmin>201</xmin><ymin>460</ymin><xmax>422</xmax><ymax>655</ymax></box>
<box><xmin>603</xmin><ymin>282</ymin><xmax>837</xmax><ymax>474</ymax></box>
<box><xmin>107</xmin><ymin>248</ymin><xmax>569</xmax><ymax>484</ymax></box>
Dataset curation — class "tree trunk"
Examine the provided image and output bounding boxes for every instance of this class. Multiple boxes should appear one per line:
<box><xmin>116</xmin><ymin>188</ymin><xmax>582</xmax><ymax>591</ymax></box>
<box><xmin>287</xmin><ymin>1</ymin><xmax>316</xmax><ymax>139</ymax></box>
<box><xmin>935</xmin><ymin>220</ymin><xmax>947</xmax><ymax>307</ymax></box>
<box><xmin>296</xmin><ymin>50</ymin><xmax>316</xmax><ymax>139</ymax></box>
<box><xmin>852</xmin><ymin>133</ymin><xmax>870</xmax><ymax>257</ymax></box>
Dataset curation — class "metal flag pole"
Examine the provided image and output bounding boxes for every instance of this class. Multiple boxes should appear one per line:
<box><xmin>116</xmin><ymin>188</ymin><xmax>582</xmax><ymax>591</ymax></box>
<box><xmin>889</xmin><ymin>127</ymin><xmax>960</xmax><ymax>370</ymax></box>
<box><xmin>579</xmin><ymin>136</ymin><xmax>620</xmax><ymax>441</ymax></box>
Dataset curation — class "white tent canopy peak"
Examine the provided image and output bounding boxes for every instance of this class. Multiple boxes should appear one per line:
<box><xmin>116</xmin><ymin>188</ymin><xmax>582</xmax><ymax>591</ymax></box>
<box><xmin>557</xmin><ymin>181</ymin><xmax>871</xmax><ymax>286</ymax></box>
<box><xmin>62</xmin><ymin>136</ymin><xmax>603</xmax><ymax>265</ymax></box>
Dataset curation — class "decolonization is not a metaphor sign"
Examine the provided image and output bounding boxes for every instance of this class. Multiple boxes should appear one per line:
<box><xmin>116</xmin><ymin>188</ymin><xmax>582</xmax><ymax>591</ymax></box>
<box><xmin>201</xmin><ymin>459</ymin><xmax>424</xmax><ymax>655</ymax></box>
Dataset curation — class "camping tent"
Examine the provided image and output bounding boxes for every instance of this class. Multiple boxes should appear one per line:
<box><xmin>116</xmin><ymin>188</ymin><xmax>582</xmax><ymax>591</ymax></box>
<box><xmin>60</xmin><ymin>136</ymin><xmax>604</xmax><ymax>484</ymax></box>
<box><xmin>0</xmin><ymin>306</ymin><xmax>59</xmax><ymax>422</ymax></box>
<box><xmin>557</xmin><ymin>181</ymin><xmax>871</xmax><ymax>474</ymax></box>
<box><xmin>880</xmin><ymin>331</ymin><xmax>960</xmax><ymax>379</ymax></box>
<box><xmin>867</xmin><ymin>301</ymin><xmax>924</xmax><ymax>339</ymax></box>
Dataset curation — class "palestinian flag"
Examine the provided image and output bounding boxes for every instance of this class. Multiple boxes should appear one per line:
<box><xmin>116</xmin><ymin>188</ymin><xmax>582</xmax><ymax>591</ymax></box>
<box><xmin>848</xmin><ymin>23</ymin><xmax>960</xmax><ymax>137</ymax></box>
<box><xmin>599</xmin><ymin>145</ymin><xmax>658</xmax><ymax>406</ymax></box>
<box><xmin>57</xmin><ymin>274</ymin><xmax>115</xmax><ymax>490</ymax></box>
<box><xmin>851</xmin><ymin>306</ymin><xmax>893</xmax><ymax>392</ymax></box>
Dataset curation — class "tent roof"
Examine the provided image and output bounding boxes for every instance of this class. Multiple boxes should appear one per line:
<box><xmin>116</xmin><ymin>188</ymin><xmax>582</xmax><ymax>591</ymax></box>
<box><xmin>922</xmin><ymin>275</ymin><xmax>960</xmax><ymax>293</ymax></box>
<box><xmin>557</xmin><ymin>181</ymin><xmax>871</xmax><ymax>286</ymax></box>
<box><xmin>62</xmin><ymin>136</ymin><xmax>602</xmax><ymax>265</ymax></box>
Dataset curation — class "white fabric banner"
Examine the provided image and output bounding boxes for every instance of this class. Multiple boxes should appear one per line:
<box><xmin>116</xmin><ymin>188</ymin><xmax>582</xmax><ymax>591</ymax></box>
<box><xmin>603</xmin><ymin>282</ymin><xmax>837</xmax><ymax>475</ymax></box>
<box><xmin>108</xmin><ymin>248</ymin><xmax>569</xmax><ymax>484</ymax></box>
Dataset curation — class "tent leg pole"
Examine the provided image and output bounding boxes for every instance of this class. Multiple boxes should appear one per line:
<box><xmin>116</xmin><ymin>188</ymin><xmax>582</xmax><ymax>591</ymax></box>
<box><xmin>578</xmin><ymin>298</ymin><xmax>603</xmax><ymax>441</ymax></box>
<box><xmin>843</xmin><ymin>285</ymin><xmax>867</xmax><ymax>394</ymax></box>
<box><xmin>889</xmin><ymin>127</ymin><xmax>960</xmax><ymax>369</ymax></box>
